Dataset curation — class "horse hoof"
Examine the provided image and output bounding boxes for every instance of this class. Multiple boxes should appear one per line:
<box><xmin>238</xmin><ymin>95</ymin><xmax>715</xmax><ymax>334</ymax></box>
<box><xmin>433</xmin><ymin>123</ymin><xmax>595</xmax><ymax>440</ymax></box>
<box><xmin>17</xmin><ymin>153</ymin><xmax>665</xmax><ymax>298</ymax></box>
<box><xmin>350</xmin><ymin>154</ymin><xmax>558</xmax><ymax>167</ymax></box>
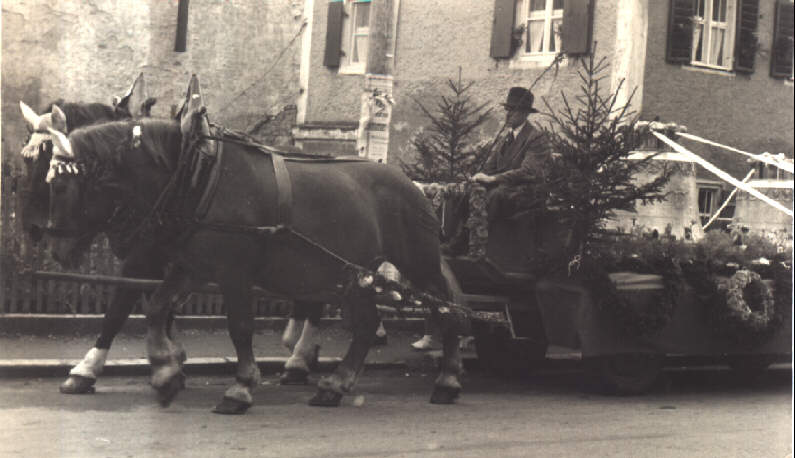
<box><xmin>308</xmin><ymin>389</ymin><xmax>343</xmax><ymax>407</ymax></box>
<box><xmin>212</xmin><ymin>397</ymin><xmax>252</xmax><ymax>415</ymax></box>
<box><xmin>59</xmin><ymin>375</ymin><xmax>96</xmax><ymax>394</ymax></box>
<box><xmin>154</xmin><ymin>372</ymin><xmax>186</xmax><ymax>407</ymax></box>
<box><xmin>430</xmin><ymin>386</ymin><xmax>460</xmax><ymax>404</ymax></box>
<box><xmin>280</xmin><ymin>368</ymin><xmax>309</xmax><ymax>385</ymax></box>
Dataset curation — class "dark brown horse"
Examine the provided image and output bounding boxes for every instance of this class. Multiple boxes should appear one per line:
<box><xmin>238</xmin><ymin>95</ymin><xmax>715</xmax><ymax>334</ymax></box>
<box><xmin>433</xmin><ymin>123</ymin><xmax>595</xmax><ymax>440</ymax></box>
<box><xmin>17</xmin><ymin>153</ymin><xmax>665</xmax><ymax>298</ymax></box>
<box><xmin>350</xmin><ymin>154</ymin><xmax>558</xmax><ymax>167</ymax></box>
<box><xmin>19</xmin><ymin>80</ymin><xmax>331</xmax><ymax>395</ymax></box>
<box><xmin>46</xmin><ymin>117</ymin><xmax>464</xmax><ymax>414</ymax></box>
<box><xmin>17</xmin><ymin>76</ymin><xmax>162</xmax><ymax>394</ymax></box>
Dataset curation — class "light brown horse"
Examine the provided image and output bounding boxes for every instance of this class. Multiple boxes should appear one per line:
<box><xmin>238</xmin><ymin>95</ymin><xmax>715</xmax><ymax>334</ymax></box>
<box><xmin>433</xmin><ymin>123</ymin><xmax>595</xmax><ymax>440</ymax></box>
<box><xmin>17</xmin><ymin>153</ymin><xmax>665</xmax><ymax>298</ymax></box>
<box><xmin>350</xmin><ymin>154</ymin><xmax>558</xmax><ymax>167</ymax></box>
<box><xmin>46</xmin><ymin>116</ymin><xmax>465</xmax><ymax>414</ymax></box>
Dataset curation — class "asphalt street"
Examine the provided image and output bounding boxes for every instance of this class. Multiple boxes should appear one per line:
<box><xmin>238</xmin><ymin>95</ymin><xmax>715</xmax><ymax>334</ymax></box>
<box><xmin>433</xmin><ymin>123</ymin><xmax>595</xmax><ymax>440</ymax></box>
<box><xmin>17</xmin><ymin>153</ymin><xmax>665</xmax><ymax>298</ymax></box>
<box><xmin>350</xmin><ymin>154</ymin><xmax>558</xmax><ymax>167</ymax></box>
<box><xmin>0</xmin><ymin>366</ymin><xmax>791</xmax><ymax>457</ymax></box>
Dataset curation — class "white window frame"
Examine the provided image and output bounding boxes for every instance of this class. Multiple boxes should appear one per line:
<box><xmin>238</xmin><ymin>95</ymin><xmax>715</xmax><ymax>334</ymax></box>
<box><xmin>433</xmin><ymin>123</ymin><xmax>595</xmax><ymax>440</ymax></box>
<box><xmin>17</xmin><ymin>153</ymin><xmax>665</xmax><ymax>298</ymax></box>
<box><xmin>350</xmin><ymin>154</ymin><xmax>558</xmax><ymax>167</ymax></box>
<box><xmin>510</xmin><ymin>0</ymin><xmax>564</xmax><ymax>68</ymax></box>
<box><xmin>690</xmin><ymin>0</ymin><xmax>737</xmax><ymax>71</ymax></box>
<box><xmin>339</xmin><ymin>0</ymin><xmax>371</xmax><ymax>75</ymax></box>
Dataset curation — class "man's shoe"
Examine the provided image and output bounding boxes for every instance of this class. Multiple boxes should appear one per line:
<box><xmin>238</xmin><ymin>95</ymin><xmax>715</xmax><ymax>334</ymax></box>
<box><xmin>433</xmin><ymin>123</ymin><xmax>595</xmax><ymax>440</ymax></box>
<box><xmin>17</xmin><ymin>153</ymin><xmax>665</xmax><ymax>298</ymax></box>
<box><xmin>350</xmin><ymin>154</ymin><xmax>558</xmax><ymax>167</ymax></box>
<box><xmin>411</xmin><ymin>335</ymin><xmax>434</xmax><ymax>351</ymax></box>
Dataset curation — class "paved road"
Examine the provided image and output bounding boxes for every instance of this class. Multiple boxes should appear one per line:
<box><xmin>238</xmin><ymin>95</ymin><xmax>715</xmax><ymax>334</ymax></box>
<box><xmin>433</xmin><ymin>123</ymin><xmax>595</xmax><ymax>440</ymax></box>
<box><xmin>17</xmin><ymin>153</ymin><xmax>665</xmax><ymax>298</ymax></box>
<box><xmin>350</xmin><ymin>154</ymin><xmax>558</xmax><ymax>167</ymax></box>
<box><xmin>0</xmin><ymin>367</ymin><xmax>791</xmax><ymax>457</ymax></box>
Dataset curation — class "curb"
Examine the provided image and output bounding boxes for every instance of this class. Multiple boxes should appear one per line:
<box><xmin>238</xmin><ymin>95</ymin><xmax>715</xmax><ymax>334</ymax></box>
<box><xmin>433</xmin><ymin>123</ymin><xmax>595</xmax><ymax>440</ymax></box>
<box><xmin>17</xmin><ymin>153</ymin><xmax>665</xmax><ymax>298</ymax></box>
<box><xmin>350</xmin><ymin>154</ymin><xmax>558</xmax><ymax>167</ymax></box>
<box><xmin>0</xmin><ymin>356</ymin><xmax>413</xmax><ymax>378</ymax></box>
<box><xmin>0</xmin><ymin>314</ymin><xmax>425</xmax><ymax>336</ymax></box>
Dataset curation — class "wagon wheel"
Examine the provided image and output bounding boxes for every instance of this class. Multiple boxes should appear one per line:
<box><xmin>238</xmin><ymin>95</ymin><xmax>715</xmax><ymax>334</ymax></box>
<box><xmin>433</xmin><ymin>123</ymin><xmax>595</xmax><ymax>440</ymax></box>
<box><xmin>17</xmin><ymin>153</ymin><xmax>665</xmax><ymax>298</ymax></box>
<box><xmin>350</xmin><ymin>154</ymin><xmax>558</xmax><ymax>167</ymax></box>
<box><xmin>583</xmin><ymin>353</ymin><xmax>664</xmax><ymax>395</ymax></box>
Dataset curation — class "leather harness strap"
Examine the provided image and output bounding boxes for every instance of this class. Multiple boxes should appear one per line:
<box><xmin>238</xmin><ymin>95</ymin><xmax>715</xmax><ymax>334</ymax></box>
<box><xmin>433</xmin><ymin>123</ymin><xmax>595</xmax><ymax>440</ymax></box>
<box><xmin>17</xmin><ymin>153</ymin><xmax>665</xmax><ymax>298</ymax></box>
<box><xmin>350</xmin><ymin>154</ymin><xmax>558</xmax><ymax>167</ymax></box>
<box><xmin>270</xmin><ymin>153</ymin><xmax>293</xmax><ymax>226</ymax></box>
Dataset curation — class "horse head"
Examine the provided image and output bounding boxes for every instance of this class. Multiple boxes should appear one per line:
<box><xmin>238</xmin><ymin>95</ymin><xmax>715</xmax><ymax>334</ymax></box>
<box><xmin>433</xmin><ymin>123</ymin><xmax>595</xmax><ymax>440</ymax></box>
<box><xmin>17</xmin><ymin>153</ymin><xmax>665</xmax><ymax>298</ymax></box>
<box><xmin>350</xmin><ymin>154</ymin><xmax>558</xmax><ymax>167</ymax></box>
<box><xmin>45</xmin><ymin>118</ymin><xmax>181</xmax><ymax>268</ymax></box>
<box><xmin>16</xmin><ymin>73</ymin><xmax>155</xmax><ymax>244</ymax></box>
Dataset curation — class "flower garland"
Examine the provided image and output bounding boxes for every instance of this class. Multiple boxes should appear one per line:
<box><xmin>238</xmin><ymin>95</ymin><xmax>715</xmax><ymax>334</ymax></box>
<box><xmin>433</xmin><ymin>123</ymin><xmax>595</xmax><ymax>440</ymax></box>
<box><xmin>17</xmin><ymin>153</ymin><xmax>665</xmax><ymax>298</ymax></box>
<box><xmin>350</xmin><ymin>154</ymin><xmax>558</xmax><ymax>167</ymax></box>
<box><xmin>720</xmin><ymin>270</ymin><xmax>775</xmax><ymax>332</ymax></box>
<box><xmin>682</xmin><ymin>260</ymin><xmax>790</xmax><ymax>345</ymax></box>
<box><xmin>575</xmin><ymin>251</ymin><xmax>683</xmax><ymax>338</ymax></box>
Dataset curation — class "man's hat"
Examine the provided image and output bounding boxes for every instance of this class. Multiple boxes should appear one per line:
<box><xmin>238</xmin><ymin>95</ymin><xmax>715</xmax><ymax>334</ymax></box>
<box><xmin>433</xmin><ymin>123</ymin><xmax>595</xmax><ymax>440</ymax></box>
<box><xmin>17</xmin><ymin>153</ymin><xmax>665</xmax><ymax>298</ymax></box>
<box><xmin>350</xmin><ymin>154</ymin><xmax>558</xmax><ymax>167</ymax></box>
<box><xmin>502</xmin><ymin>87</ymin><xmax>538</xmax><ymax>113</ymax></box>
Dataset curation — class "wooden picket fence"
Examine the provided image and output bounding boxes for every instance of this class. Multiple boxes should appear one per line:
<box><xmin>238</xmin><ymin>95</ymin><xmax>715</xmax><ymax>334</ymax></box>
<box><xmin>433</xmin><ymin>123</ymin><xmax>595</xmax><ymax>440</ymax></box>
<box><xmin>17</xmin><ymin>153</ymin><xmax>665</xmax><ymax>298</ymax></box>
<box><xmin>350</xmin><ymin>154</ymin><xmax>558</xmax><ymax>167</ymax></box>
<box><xmin>1</xmin><ymin>161</ymin><xmax>331</xmax><ymax>317</ymax></box>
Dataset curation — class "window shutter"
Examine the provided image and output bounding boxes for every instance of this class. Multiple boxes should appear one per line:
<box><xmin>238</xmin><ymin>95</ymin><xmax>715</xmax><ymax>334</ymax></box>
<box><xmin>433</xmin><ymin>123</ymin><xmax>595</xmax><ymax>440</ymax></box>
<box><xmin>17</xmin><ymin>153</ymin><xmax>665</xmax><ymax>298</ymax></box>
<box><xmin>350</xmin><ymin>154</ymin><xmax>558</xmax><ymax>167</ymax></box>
<box><xmin>771</xmin><ymin>0</ymin><xmax>794</xmax><ymax>78</ymax></box>
<box><xmin>562</xmin><ymin>0</ymin><xmax>593</xmax><ymax>55</ymax></box>
<box><xmin>666</xmin><ymin>0</ymin><xmax>694</xmax><ymax>64</ymax></box>
<box><xmin>490</xmin><ymin>0</ymin><xmax>515</xmax><ymax>58</ymax></box>
<box><xmin>734</xmin><ymin>0</ymin><xmax>759</xmax><ymax>73</ymax></box>
<box><xmin>323</xmin><ymin>0</ymin><xmax>345</xmax><ymax>67</ymax></box>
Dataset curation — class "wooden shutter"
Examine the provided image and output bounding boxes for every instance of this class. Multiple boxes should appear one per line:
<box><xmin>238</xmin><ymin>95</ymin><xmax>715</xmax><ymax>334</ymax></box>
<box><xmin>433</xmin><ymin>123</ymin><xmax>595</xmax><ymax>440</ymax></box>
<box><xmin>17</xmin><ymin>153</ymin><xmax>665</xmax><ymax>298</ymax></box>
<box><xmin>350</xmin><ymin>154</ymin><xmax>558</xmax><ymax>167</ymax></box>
<box><xmin>734</xmin><ymin>0</ymin><xmax>759</xmax><ymax>73</ymax></box>
<box><xmin>323</xmin><ymin>0</ymin><xmax>345</xmax><ymax>67</ymax></box>
<box><xmin>666</xmin><ymin>0</ymin><xmax>694</xmax><ymax>63</ymax></box>
<box><xmin>771</xmin><ymin>0</ymin><xmax>794</xmax><ymax>78</ymax></box>
<box><xmin>490</xmin><ymin>0</ymin><xmax>515</xmax><ymax>58</ymax></box>
<box><xmin>562</xmin><ymin>0</ymin><xmax>593</xmax><ymax>55</ymax></box>
<box><xmin>174</xmin><ymin>0</ymin><xmax>189</xmax><ymax>52</ymax></box>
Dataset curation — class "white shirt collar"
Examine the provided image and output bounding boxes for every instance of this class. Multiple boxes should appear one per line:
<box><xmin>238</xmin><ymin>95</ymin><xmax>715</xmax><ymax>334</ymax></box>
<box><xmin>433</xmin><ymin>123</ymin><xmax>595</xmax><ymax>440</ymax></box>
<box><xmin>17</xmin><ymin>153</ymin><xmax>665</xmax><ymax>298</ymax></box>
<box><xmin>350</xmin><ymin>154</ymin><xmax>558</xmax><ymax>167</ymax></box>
<box><xmin>510</xmin><ymin>121</ymin><xmax>527</xmax><ymax>138</ymax></box>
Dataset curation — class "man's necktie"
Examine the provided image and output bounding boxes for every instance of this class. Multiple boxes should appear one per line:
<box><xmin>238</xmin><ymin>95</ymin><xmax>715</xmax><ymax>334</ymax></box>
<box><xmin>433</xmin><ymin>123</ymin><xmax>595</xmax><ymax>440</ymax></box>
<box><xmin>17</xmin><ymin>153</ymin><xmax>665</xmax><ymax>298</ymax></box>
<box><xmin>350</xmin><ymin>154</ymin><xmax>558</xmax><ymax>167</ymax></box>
<box><xmin>506</xmin><ymin>131</ymin><xmax>514</xmax><ymax>144</ymax></box>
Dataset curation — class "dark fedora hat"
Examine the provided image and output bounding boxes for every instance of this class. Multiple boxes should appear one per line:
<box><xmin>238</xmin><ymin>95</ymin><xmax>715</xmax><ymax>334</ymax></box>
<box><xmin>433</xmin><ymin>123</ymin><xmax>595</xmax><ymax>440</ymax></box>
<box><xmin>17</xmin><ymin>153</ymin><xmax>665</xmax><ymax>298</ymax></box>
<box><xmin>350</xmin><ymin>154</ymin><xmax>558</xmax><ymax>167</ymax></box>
<box><xmin>502</xmin><ymin>87</ymin><xmax>538</xmax><ymax>113</ymax></box>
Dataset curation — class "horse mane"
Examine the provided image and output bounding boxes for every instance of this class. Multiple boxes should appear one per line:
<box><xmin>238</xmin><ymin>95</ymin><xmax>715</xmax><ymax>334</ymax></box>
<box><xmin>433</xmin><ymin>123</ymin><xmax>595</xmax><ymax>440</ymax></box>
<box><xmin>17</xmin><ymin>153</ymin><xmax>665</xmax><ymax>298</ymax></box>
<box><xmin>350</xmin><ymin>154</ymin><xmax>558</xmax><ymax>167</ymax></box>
<box><xmin>68</xmin><ymin>118</ymin><xmax>181</xmax><ymax>173</ymax></box>
<box><xmin>44</xmin><ymin>100</ymin><xmax>125</xmax><ymax>131</ymax></box>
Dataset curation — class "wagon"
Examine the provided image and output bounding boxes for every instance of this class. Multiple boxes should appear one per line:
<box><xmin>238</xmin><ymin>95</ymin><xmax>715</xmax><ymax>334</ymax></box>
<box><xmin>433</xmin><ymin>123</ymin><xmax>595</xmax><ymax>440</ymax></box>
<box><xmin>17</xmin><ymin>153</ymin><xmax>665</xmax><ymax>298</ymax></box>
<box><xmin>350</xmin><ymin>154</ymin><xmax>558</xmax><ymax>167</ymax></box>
<box><xmin>424</xmin><ymin>183</ymin><xmax>792</xmax><ymax>394</ymax></box>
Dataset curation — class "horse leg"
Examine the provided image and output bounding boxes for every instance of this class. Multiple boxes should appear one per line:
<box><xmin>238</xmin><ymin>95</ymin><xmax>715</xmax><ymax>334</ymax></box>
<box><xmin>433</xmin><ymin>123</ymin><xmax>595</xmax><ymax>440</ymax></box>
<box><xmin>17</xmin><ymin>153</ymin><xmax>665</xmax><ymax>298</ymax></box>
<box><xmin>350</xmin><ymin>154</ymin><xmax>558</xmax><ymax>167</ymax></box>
<box><xmin>212</xmin><ymin>274</ymin><xmax>260</xmax><ymax>415</ymax></box>
<box><xmin>310</xmin><ymin>294</ymin><xmax>378</xmax><ymax>407</ymax></box>
<box><xmin>145</xmin><ymin>266</ymin><xmax>192</xmax><ymax>407</ymax></box>
<box><xmin>281</xmin><ymin>301</ymin><xmax>322</xmax><ymax>385</ymax></box>
<box><xmin>61</xmin><ymin>253</ymin><xmax>174</xmax><ymax>395</ymax></box>
<box><xmin>430</xmin><ymin>324</ymin><xmax>463</xmax><ymax>404</ymax></box>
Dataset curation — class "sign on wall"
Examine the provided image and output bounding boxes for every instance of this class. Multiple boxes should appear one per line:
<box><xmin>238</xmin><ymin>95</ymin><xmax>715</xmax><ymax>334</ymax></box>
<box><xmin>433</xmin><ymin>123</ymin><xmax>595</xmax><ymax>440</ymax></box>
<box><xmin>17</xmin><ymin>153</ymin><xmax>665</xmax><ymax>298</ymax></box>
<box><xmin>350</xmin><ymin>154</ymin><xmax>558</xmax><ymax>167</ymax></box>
<box><xmin>356</xmin><ymin>74</ymin><xmax>394</xmax><ymax>163</ymax></box>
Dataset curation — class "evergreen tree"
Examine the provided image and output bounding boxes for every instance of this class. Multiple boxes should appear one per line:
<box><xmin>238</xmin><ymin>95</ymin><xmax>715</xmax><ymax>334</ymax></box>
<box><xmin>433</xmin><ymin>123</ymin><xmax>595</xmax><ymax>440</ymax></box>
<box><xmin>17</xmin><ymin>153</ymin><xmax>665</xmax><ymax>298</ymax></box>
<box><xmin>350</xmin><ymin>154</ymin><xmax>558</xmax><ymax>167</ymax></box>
<box><xmin>401</xmin><ymin>69</ymin><xmax>493</xmax><ymax>182</ymax></box>
<box><xmin>540</xmin><ymin>50</ymin><xmax>672</xmax><ymax>254</ymax></box>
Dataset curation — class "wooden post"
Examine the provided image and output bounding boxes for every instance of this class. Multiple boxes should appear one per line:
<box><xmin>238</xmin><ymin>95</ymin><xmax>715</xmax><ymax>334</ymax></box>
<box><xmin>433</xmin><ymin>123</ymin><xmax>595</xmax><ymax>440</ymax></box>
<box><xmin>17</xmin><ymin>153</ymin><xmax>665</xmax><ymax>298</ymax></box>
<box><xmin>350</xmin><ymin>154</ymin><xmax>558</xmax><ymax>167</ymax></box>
<box><xmin>175</xmin><ymin>0</ymin><xmax>190</xmax><ymax>52</ymax></box>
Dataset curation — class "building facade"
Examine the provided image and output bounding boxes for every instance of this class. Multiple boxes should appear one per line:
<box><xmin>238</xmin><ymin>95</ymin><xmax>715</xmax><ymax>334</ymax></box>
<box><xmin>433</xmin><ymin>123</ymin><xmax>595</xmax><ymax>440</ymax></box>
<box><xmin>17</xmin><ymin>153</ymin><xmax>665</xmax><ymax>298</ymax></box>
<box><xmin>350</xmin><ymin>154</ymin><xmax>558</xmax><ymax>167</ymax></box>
<box><xmin>298</xmin><ymin>0</ymin><xmax>793</xmax><ymax>235</ymax></box>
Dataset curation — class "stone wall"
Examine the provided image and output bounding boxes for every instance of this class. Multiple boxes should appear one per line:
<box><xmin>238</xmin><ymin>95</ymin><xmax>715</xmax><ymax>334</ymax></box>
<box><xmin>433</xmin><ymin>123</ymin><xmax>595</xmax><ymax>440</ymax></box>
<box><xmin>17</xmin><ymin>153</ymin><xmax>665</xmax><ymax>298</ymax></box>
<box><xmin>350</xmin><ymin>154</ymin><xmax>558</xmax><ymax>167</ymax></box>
<box><xmin>2</xmin><ymin>0</ymin><xmax>304</xmax><ymax>171</ymax></box>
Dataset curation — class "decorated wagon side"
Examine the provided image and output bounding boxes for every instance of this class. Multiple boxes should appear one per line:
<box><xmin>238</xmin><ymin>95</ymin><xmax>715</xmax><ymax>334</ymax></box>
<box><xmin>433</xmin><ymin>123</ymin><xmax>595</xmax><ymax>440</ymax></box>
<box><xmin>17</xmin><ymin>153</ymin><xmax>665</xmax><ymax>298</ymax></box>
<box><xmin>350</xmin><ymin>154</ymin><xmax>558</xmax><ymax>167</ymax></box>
<box><xmin>413</xmin><ymin>53</ymin><xmax>792</xmax><ymax>395</ymax></box>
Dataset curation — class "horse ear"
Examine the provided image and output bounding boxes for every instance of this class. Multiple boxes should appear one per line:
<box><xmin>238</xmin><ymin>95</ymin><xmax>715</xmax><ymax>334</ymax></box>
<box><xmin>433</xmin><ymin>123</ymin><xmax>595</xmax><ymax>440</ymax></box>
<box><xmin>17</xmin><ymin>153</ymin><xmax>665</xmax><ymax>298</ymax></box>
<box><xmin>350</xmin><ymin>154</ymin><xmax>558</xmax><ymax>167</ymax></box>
<box><xmin>47</xmin><ymin>128</ymin><xmax>74</xmax><ymax>158</ymax></box>
<box><xmin>19</xmin><ymin>101</ymin><xmax>43</xmax><ymax>131</ymax></box>
<box><xmin>51</xmin><ymin>105</ymin><xmax>68</xmax><ymax>133</ymax></box>
<box><xmin>114</xmin><ymin>72</ymin><xmax>151</xmax><ymax>117</ymax></box>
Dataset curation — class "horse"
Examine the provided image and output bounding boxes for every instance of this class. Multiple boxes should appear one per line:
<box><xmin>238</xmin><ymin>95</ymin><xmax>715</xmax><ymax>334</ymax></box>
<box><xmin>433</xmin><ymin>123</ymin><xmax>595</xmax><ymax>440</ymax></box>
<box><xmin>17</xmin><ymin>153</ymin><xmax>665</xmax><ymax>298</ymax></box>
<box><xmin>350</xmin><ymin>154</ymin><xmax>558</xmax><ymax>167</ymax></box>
<box><xmin>17</xmin><ymin>79</ymin><xmax>326</xmax><ymax>393</ymax></box>
<box><xmin>45</xmin><ymin>116</ymin><xmax>465</xmax><ymax>414</ymax></box>
<box><xmin>17</xmin><ymin>75</ymin><xmax>163</xmax><ymax>394</ymax></box>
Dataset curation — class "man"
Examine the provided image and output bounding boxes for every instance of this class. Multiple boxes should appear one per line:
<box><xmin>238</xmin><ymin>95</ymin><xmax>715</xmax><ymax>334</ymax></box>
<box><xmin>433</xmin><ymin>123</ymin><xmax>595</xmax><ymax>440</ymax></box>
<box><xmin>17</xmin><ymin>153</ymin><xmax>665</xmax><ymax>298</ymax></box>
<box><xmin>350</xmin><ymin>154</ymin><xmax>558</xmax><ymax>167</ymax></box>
<box><xmin>472</xmin><ymin>86</ymin><xmax>550</xmax><ymax>221</ymax></box>
<box><xmin>413</xmin><ymin>87</ymin><xmax>549</xmax><ymax>350</ymax></box>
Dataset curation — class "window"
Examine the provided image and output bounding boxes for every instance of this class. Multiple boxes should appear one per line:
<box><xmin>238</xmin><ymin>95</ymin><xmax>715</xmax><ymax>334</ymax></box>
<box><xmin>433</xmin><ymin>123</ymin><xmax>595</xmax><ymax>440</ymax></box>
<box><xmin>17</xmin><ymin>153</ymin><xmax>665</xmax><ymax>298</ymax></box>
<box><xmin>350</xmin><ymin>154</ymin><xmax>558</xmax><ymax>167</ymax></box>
<box><xmin>518</xmin><ymin>0</ymin><xmax>564</xmax><ymax>57</ymax></box>
<box><xmin>490</xmin><ymin>0</ymin><xmax>592</xmax><ymax>60</ymax></box>
<box><xmin>342</xmin><ymin>0</ymin><xmax>370</xmax><ymax>73</ymax></box>
<box><xmin>666</xmin><ymin>0</ymin><xmax>759</xmax><ymax>73</ymax></box>
<box><xmin>698</xmin><ymin>186</ymin><xmax>720</xmax><ymax>225</ymax></box>
<box><xmin>691</xmin><ymin>0</ymin><xmax>737</xmax><ymax>69</ymax></box>
<box><xmin>323</xmin><ymin>0</ymin><xmax>371</xmax><ymax>74</ymax></box>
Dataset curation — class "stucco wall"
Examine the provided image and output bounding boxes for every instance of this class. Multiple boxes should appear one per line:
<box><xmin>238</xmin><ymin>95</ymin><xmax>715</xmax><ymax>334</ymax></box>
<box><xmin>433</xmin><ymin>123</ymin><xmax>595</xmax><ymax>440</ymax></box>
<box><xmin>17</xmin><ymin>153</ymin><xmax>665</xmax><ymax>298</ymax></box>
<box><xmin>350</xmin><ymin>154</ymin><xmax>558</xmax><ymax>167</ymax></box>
<box><xmin>641</xmin><ymin>0</ymin><xmax>795</xmax><ymax>180</ymax></box>
<box><xmin>2</xmin><ymin>0</ymin><xmax>304</xmax><ymax>170</ymax></box>
<box><xmin>305</xmin><ymin>0</ymin><xmax>630</xmax><ymax>164</ymax></box>
<box><xmin>609</xmin><ymin>158</ymin><xmax>702</xmax><ymax>239</ymax></box>
<box><xmin>734</xmin><ymin>185</ymin><xmax>794</xmax><ymax>235</ymax></box>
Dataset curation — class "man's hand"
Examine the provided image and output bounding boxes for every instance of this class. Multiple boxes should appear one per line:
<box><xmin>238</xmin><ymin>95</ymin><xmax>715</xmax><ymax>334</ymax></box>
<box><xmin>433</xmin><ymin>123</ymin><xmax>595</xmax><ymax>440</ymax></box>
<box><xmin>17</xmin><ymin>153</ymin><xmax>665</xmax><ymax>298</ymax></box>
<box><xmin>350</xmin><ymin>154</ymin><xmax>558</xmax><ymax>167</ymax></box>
<box><xmin>472</xmin><ymin>172</ymin><xmax>497</xmax><ymax>184</ymax></box>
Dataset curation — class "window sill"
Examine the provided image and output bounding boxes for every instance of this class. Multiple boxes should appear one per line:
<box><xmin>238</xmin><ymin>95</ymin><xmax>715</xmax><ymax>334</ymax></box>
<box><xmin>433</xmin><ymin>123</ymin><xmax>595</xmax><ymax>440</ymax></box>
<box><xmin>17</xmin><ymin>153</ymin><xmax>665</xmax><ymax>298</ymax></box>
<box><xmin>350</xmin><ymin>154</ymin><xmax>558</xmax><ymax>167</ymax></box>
<box><xmin>509</xmin><ymin>54</ymin><xmax>567</xmax><ymax>70</ymax></box>
<box><xmin>338</xmin><ymin>65</ymin><xmax>366</xmax><ymax>75</ymax></box>
<box><xmin>681</xmin><ymin>64</ymin><xmax>736</xmax><ymax>77</ymax></box>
